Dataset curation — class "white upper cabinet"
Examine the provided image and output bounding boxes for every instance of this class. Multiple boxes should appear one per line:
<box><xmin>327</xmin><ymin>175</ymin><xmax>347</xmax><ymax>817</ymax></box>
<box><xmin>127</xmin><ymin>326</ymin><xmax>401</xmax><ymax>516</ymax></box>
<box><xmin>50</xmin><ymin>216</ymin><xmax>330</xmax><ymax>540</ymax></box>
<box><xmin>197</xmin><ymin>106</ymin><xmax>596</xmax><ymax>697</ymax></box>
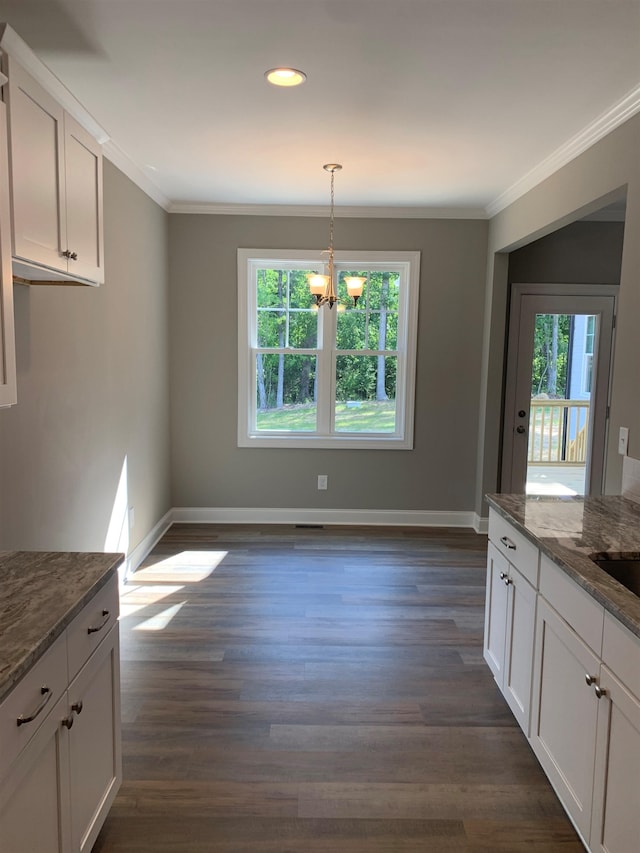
<box><xmin>63</xmin><ymin>114</ymin><xmax>104</xmax><ymax>284</ymax></box>
<box><xmin>1</xmin><ymin>34</ymin><xmax>105</xmax><ymax>286</ymax></box>
<box><xmin>4</xmin><ymin>58</ymin><xmax>65</xmax><ymax>272</ymax></box>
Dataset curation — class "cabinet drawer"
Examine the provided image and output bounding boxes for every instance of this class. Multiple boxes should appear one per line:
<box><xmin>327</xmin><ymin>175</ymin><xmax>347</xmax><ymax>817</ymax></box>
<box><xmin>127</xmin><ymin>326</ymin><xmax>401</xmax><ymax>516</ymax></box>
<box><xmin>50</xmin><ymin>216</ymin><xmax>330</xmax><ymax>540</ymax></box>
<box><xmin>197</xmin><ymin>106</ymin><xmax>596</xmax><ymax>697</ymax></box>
<box><xmin>67</xmin><ymin>575</ymin><xmax>119</xmax><ymax>681</ymax></box>
<box><xmin>539</xmin><ymin>554</ymin><xmax>604</xmax><ymax>655</ymax></box>
<box><xmin>0</xmin><ymin>631</ymin><xmax>68</xmax><ymax>774</ymax></box>
<box><xmin>602</xmin><ymin>612</ymin><xmax>640</xmax><ymax>701</ymax></box>
<box><xmin>488</xmin><ymin>509</ymin><xmax>539</xmax><ymax>587</ymax></box>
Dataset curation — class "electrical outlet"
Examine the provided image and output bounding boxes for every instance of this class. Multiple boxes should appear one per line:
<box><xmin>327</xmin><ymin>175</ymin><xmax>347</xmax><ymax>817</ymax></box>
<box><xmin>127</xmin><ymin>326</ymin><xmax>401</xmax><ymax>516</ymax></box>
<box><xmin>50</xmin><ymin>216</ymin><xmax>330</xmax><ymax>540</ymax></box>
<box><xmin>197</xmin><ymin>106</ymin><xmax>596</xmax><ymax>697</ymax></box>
<box><xmin>317</xmin><ymin>474</ymin><xmax>328</xmax><ymax>490</ymax></box>
<box><xmin>618</xmin><ymin>427</ymin><xmax>629</xmax><ymax>456</ymax></box>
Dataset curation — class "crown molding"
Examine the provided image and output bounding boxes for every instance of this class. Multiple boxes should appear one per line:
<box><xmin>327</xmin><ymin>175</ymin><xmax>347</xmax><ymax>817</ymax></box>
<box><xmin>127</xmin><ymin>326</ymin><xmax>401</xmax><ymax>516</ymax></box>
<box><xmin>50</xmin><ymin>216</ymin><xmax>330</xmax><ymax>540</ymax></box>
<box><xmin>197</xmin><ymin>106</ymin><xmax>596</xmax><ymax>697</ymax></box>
<box><xmin>0</xmin><ymin>23</ymin><xmax>109</xmax><ymax>144</ymax></box>
<box><xmin>487</xmin><ymin>82</ymin><xmax>640</xmax><ymax>217</ymax></box>
<box><xmin>102</xmin><ymin>140</ymin><xmax>171</xmax><ymax>210</ymax></box>
<box><xmin>167</xmin><ymin>201</ymin><xmax>488</xmax><ymax>219</ymax></box>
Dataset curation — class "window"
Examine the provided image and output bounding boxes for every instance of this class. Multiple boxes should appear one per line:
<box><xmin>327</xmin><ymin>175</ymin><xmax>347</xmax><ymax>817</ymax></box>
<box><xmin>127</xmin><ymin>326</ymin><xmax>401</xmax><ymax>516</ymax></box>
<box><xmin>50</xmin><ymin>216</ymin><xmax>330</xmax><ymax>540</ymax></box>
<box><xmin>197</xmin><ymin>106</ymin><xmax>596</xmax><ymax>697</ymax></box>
<box><xmin>582</xmin><ymin>315</ymin><xmax>595</xmax><ymax>394</ymax></box>
<box><xmin>237</xmin><ymin>249</ymin><xmax>420</xmax><ymax>449</ymax></box>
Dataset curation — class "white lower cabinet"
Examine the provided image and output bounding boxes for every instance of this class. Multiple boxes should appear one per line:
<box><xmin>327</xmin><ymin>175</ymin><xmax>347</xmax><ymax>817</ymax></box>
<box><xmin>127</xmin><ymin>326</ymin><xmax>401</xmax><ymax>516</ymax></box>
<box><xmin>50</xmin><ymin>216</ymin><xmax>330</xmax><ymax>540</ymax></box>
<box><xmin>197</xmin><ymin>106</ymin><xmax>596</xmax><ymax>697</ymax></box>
<box><xmin>69</xmin><ymin>626</ymin><xmax>121</xmax><ymax>853</ymax></box>
<box><xmin>0</xmin><ymin>694</ymin><xmax>71</xmax><ymax>852</ymax></box>
<box><xmin>485</xmin><ymin>512</ymin><xmax>640</xmax><ymax>852</ymax></box>
<box><xmin>0</xmin><ymin>576</ymin><xmax>121</xmax><ymax>852</ymax></box>
<box><xmin>531</xmin><ymin>597</ymin><xmax>601</xmax><ymax>841</ymax></box>
<box><xmin>484</xmin><ymin>540</ymin><xmax>537</xmax><ymax>734</ymax></box>
<box><xmin>590</xmin><ymin>669</ymin><xmax>640</xmax><ymax>852</ymax></box>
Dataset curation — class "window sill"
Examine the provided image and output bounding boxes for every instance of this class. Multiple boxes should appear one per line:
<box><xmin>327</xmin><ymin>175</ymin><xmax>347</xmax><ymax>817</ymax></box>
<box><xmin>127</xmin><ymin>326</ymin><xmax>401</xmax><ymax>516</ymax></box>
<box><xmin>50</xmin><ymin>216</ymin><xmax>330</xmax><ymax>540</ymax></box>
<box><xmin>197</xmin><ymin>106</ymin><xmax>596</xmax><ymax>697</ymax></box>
<box><xmin>238</xmin><ymin>434</ymin><xmax>414</xmax><ymax>450</ymax></box>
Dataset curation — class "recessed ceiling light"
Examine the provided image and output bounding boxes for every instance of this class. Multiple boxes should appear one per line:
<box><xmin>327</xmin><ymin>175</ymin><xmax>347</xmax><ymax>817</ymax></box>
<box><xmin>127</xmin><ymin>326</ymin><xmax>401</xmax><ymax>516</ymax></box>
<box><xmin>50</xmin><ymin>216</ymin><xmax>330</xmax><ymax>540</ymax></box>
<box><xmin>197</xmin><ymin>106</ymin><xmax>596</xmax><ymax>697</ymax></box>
<box><xmin>265</xmin><ymin>67</ymin><xmax>307</xmax><ymax>87</ymax></box>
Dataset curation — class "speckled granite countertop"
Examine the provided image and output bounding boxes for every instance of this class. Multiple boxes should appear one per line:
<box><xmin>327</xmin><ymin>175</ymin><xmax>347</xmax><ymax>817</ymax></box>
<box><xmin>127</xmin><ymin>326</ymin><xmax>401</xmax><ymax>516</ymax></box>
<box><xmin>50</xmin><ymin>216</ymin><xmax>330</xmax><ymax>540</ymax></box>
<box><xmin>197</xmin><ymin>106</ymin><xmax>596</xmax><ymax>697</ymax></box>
<box><xmin>0</xmin><ymin>551</ymin><xmax>124</xmax><ymax>703</ymax></box>
<box><xmin>487</xmin><ymin>494</ymin><xmax>640</xmax><ymax>638</ymax></box>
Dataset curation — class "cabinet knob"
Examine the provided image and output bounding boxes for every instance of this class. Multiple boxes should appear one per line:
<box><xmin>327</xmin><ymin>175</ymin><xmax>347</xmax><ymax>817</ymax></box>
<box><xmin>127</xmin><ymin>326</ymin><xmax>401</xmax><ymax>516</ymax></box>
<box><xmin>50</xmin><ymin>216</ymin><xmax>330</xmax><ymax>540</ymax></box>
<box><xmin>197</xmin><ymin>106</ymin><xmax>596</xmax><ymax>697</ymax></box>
<box><xmin>504</xmin><ymin>576</ymin><xmax>513</xmax><ymax>586</ymax></box>
<box><xmin>594</xmin><ymin>685</ymin><xmax>607</xmax><ymax>699</ymax></box>
<box><xmin>499</xmin><ymin>571</ymin><xmax>508</xmax><ymax>580</ymax></box>
<box><xmin>62</xmin><ymin>699</ymin><xmax>84</xmax><ymax>729</ymax></box>
<box><xmin>585</xmin><ymin>674</ymin><xmax>597</xmax><ymax>686</ymax></box>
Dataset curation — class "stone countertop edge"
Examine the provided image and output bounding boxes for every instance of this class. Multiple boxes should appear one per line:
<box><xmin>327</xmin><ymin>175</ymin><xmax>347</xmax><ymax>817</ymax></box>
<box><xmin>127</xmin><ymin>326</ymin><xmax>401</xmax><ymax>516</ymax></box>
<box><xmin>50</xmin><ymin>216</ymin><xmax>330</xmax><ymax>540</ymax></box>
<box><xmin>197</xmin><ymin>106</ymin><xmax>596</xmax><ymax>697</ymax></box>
<box><xmin>0</xmin><ymin>551</ymin><xmax>124</xmax><ymax>704</ymax></box>
<box><xmin>486</xmin><ymin>494</ymin><xmax>640</xmax><ymax>640</ymax></box>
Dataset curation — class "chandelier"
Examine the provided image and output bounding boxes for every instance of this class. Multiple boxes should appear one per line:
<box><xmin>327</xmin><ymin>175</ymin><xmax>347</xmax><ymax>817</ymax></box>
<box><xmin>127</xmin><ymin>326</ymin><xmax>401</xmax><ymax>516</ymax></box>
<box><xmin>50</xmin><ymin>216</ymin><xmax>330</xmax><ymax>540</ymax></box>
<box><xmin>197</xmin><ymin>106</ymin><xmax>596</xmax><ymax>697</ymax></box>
<box><xmin>307</xmin><ymin>164</ymin><xmax>365</xmax><ymax>309</ymax></box>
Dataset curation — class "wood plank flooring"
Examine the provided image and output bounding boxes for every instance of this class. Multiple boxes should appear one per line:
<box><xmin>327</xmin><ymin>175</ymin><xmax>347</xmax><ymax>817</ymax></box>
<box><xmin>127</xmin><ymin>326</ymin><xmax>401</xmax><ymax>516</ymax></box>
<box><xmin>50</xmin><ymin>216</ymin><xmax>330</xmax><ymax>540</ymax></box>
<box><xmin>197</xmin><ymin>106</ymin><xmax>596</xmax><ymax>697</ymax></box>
<box><xmin>93</xmin><ymin>524</ymin><xmax>583</xmax><ymax>852</ymax></box>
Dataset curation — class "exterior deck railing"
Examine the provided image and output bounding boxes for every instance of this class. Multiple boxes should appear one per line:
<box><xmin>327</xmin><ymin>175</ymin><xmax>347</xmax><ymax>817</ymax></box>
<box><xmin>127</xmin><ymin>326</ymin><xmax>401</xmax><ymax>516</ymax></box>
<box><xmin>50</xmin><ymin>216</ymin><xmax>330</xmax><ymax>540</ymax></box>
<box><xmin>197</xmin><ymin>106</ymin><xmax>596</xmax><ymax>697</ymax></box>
<box><xmin>528</xmin><ymin>399</ymin><xmax>590</xmax><ymax>465</ymax></box>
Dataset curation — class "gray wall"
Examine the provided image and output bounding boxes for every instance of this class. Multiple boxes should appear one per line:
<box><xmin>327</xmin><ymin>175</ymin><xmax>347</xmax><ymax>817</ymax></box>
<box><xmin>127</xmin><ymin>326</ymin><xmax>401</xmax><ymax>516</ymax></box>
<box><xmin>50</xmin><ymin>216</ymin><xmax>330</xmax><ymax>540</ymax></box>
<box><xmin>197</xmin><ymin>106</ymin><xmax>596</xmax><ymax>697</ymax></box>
<box><xmin>508</xmin><ymin>221</ymin><xmax>625</xmax><ymax>285</ymax></box>
<box><xmin>169</xmin><ymin>215</ymin><xmax>488</xmax><ymax>513</ymax></box>
<box><xmin>0</xmin><ymin>160</ymin><xmax>171</xmax><ymax>551</ymax></box>
<box><xmin>477</xmin><ymin>113</ymin><xmax>640</xmax><ymax>514</ymax></box>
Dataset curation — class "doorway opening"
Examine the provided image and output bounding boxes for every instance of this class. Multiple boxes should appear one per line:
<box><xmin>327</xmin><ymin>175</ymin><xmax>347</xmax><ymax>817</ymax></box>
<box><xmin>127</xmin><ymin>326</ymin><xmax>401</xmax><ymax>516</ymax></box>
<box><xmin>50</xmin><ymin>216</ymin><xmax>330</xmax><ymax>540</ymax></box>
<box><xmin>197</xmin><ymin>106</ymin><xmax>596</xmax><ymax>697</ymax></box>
<box><xmin>501</xmin><ymin>286</ymin><xmax>616</xmax><ymax>496</ymax></box>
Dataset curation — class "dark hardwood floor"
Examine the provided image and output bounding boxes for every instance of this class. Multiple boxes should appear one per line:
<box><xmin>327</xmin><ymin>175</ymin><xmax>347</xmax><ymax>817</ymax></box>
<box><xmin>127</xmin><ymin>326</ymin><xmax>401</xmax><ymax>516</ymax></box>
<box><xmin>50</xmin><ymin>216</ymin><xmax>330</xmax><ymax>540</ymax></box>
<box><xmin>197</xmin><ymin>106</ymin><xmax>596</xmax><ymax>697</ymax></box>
<box><xmin>93</xmin><ymin>524</ymin><xmax>583</xmax><ymax>852</ymax></box>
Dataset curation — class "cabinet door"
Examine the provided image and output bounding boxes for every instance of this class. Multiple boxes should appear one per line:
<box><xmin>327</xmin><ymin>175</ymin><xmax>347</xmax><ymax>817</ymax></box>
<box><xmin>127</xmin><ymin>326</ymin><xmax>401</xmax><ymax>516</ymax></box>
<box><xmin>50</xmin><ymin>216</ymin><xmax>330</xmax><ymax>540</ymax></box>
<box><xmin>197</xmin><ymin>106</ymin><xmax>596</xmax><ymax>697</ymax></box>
<box><xmin>503</xmin><ymin>565</ymin><xmax>536</xmax><ymax>736</ymax></box>
<box><xmin>590</xmin><ymin>666</ymin><xmax>640</xmax><ymax>853</ymax></box>
<box><xmin>64</xmin><ymin>114</ymin><xmax>103</xmax><ymax>284</ymax></box>
<box><xmin>483</xmin><ymin>542</ymin><xmax>509</xmax><ymax>687</ymax></box>
<box><xmin>68</xmin><ymin>624</ymin><xmax>122</xmax><ymax>853</ymax></box>
<box><xmin>5</xmin><ymin>56</ymin><xmax>66</xmax><ymax>272</ymax></box>
<box><xmin>531</xmin><ymin>597</ymin><xmax>600</xmax><ymax>841</ymax></box>
<box><xmin>0</xmin><ymin>101</ymin><xmax>16</xmax><ymax>407</ymax></box>
<box><xmin>0</xmin><ymin>694</ymin><xmax>71</xmax><ymax>853</ymax></box>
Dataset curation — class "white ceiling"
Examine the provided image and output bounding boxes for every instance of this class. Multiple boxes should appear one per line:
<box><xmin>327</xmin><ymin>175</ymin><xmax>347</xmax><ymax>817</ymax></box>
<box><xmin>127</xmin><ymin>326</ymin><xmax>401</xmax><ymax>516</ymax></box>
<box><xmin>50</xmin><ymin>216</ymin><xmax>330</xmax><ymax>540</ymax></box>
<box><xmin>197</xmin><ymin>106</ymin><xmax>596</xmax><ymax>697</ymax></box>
<box><xmin>2</xmin><ymin>0</ymin><xmax>640</xmax><ymax>214</ymax></box>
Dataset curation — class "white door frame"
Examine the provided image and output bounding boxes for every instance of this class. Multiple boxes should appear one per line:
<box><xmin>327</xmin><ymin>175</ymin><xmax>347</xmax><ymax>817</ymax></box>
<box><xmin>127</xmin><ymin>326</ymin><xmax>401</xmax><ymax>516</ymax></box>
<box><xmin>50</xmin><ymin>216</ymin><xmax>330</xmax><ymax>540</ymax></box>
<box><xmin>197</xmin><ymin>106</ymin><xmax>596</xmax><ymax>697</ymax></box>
<box><xmin>501</xmin><ymin>283</ymin><xmax>617</xmax><ymax>495</ymax></box>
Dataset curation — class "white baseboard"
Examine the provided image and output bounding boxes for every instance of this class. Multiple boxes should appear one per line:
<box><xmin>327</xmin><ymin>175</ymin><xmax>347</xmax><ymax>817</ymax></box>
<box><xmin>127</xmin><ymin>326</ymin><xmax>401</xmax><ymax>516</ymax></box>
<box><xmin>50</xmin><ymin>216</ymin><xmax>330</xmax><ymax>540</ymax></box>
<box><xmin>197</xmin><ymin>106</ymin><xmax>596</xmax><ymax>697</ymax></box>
<box><xmin>473</xmin><ymin>513</ymin><xmax>489</xmax><ymax>535</ymax></box>
<box><xmin>124</xmin><ymin>508</ymin><xmax>487</xmax><ymax>578</ymax></box>
<box><xmin>171</xmin><ymin>506</ymin><xmax>479</xmax><ymax>528</ymax></box>
<box><xmin>124</xmin><ymin>509</ymin><xmax>173</xmax><ymax>579</ymax></box>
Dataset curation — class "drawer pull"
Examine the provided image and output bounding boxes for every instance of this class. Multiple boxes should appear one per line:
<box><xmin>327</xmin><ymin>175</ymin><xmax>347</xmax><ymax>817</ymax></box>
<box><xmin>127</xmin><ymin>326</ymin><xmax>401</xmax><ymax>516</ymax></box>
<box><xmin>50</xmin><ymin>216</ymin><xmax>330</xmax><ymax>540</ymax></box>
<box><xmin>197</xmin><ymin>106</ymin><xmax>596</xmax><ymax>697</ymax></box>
<box><xmin>87</xmin><ymin>609</ymin><xmax>110</xmax><ymax>635</ymax></box>
<box><xmin>16</xmin><ymin>686</ymin><xmax>52</xmax><ymax>727</ymax></box>
<box><xmin>500</xmin><ymin>536</ymin><xmax>516</xmax><ymax>551</ymax></box>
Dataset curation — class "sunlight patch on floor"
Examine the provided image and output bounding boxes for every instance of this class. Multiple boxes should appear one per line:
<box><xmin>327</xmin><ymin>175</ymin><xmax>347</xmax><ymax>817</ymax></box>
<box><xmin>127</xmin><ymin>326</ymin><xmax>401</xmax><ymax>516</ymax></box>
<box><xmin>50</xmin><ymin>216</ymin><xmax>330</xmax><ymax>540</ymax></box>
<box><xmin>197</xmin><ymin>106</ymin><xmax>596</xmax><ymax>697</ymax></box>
<box><xmin>131</xmin><ymin>550</ymin><xmax>228</xmax><ymax>582</ymax></box>
<box><xmin>133</xmin><ymin>601</ymin><xmax>187</xmax><ymax>631</ymax></box>
<box><xmin>119</xmin><ymin>584</ymin><xmax>185</xmax><ymax>618</ymax></box>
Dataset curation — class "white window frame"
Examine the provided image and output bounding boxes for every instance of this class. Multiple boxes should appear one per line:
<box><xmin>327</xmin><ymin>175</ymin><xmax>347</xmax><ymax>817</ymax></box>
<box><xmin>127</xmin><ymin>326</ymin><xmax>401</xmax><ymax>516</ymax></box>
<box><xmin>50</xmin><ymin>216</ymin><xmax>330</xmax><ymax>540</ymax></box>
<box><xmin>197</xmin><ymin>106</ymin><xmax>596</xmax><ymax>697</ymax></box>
<box><xmin>237</xmin><ymin>248</ymin><xmax>420</xmax><ymax>449</ymax></box>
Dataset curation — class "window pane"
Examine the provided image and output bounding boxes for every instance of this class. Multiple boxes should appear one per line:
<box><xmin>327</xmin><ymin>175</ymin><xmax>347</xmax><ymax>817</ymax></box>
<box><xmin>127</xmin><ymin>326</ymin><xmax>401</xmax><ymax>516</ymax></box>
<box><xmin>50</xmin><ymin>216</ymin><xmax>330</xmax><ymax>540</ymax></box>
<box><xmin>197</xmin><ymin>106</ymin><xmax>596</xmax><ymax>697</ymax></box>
<box><xmin>257</xmin><ymin>269</ymin><xmax>287</xmax><ymax>308</ymax></box>
<box><xmin>288</xmin><ymin>310</ymin><xmax>318</xmax><ymax>348</ymax></box>
<box><xmin>255</xmin><ymin>353</ymin><xmax>317</xmax><ymax>431</ymax></box>
<box><xmin>368</xmin><ymin>273</ymin><xmax>400</xmax><ymax>310</ymax></box>
<box><xmin>367</xmin><ymin>311</ymin><xmax>398</xmax><ymax>350</ymax></box>
<box><xmin>257</xmin><ymin>310</ymin><xmax>285</xmax><ymax>347</ymax></box>
<box><xmin>336</xmin><ymin>309</ymin><xmax>367</xmax><ymax>350</ymax></box>
<box><xmin>334</xmin><ymin>356</ymin><xmax>397</xmax><ymax>433</ymax></box>
<box><xmin>288</xmin><ymin>270</ymin><xmax>315</xmax><ymax>309</ymax></box>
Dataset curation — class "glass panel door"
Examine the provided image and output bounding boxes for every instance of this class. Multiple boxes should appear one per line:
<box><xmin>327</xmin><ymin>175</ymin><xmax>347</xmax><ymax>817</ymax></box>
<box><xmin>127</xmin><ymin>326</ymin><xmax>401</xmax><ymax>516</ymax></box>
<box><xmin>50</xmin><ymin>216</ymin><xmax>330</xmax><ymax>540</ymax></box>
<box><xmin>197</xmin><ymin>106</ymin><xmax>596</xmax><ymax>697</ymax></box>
<box><xmin>501</xmin><ymin>288</ymin><xmax>616</xmax><ymax>496</ymax></box>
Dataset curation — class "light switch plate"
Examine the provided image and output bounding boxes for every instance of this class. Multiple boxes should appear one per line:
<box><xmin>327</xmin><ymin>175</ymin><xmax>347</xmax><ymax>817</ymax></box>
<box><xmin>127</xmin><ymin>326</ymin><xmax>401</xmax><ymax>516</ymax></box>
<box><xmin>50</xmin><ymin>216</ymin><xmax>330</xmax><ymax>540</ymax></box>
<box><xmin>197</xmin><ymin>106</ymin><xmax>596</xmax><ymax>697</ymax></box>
<box><xmin>619</xmin><ymin>427</ymin><xmax>629</xmax><ymax>456</ymax></box>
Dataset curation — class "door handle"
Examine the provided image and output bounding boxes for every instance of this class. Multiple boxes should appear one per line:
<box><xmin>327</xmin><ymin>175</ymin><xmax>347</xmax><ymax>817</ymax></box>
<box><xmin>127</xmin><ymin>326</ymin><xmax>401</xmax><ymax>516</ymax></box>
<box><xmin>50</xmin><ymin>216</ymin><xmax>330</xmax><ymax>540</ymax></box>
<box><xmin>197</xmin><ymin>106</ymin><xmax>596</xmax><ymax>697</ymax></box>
<box><xmin>516</xmin><ymin>425</ymin><xmax>526</xmax><ymax>434</ymax></box>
